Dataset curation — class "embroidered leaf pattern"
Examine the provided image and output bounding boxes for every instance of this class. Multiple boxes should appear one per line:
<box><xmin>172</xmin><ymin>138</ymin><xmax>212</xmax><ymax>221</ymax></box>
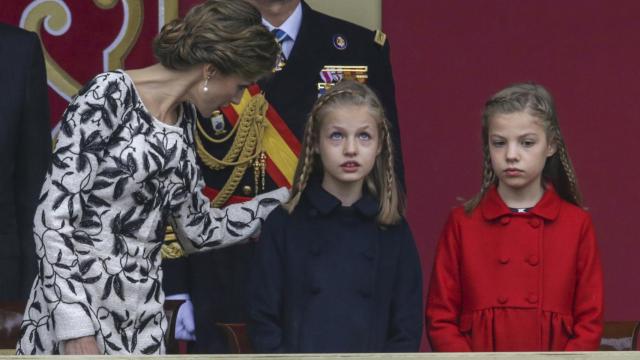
<box><xmin>18</xmin><ymin>71</ymin><xmax>285</xmax><ymax>355</ymax></box>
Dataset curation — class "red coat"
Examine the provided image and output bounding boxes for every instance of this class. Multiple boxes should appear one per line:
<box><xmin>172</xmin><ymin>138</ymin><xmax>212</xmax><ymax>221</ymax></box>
<box><xmin>426</xmin><ymin>185</ymin><xmax>603</xmax><ymax>352</ymax></box>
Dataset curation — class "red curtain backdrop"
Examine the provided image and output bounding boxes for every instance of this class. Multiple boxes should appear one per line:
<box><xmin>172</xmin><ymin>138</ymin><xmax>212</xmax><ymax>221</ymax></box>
<box><xmin>1</xmin><ymin>0</ymin><xmax>638</xmax><ymax>328</ymax></box>
<box><xmin>383</xmin><ymin>0</ymin><xmax>640</xmax><ymax>323</ymax></box>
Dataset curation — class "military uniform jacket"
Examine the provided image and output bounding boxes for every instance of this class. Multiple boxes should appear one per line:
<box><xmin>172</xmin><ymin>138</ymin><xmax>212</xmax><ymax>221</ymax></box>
<box><xmin>247</xmin><ymin>181</ymin><xmax>422</xmax><ymax>353</ymax></box>
<box><xmin>426</xmin><ymin>185</ymin><xmax>604</xmax><ymax>352</ymax></box>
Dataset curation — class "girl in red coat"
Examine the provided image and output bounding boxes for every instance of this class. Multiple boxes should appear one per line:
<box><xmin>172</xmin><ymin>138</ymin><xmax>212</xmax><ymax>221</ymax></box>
<box><xmin>426</xmin><ymin>83</ymin><xmax>603</xmax><ymax>352</ymax></box>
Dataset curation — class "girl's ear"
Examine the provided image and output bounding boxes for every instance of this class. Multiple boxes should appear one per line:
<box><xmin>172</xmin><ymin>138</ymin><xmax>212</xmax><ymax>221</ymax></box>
<box><xmin>546</xmin><ymin>138</ymin><xmax>558</xmax><ymax>158</ymax></box>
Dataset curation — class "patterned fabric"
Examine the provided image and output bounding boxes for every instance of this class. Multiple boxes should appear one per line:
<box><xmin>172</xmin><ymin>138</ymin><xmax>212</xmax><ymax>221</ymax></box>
<box><xmin>16</xmin><ymin>70</ymin><xmax>288</xmax><ymax>355</ymax></box>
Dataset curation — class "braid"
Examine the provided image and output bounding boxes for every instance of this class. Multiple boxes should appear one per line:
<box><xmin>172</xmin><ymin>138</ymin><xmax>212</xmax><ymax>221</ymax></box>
<box><xmin>556</xmin><ymin>140</ymin><xmax>583</xmax><ymax>205</ymax></box>
<box><xmin>297</xmin><ymin>120</ymin><xmax>316</xmax><ymax>191</ymax></box>
<box><xmin>464</xmin><ymin>145</ymin><xmax>496</xmax><ymax>213</ymax></box>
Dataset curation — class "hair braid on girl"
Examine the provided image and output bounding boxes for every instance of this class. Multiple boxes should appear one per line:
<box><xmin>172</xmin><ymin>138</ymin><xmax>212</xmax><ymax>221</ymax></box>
<box><xmin>382</xmin><ymin>121</ymin><xmax>396</xmax><ymax>204</ymax></box>
<box><xmin>297</xmin><ymin>121</ymin><xmax>317</xmax><ymax>193</ymax></box>
<box><xmin>556</xmin><ymin>139</ymin><xmax>583</xmax><ymax>206</ymax></box>
<box><xmin>464</xmin><ymin>145</ymin><xmax>496</xmax><ymax>213</ymax></box>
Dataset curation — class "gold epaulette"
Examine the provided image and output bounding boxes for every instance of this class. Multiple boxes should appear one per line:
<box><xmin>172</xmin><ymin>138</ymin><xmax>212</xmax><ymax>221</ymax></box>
<box><xmin>161</xmin><ymin>225</ymin><xmax>185</xmax><ymax>259</ymax></box>
<box><xmin>374</xmin><ymin>29</ymin><xmax>387</xmax><ymax>47</ymax></box>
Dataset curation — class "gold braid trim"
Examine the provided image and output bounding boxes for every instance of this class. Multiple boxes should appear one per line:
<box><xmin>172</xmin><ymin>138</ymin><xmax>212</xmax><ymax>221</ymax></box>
<box><xmin>161</xmin><ymin>225</ymin><xmax>185</xmax><ymax>259</ymax></box>
<box><xmin>161</xmin><ymin>95</ymin><xmax>268</xmax><ymax>258</ymax></box>
<box><xmin>196</xmin><ymin>93</ymin><xmax>268</xmax><ymax>207</ymax></box>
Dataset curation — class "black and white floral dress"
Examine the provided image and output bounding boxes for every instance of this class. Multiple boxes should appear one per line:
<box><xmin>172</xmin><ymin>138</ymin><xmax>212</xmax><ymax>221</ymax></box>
<box><xmin>16</xmin><ymin>71</ymin><xmax>288</xmax><ymax>355</ymax></box>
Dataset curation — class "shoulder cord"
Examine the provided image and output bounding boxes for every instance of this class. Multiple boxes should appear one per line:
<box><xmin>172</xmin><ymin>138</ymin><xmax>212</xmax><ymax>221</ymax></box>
<box><xmin>195</xmin><ymin>93</ymin><xmax>268</xmax><ymax>207</ymax></box>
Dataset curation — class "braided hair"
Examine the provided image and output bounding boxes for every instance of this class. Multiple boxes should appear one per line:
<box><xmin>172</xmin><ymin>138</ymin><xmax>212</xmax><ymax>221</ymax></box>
<box><xmin>464</xmin><ymin>82</ymin><xmax>582</xmax><ymax>212</ymax></box>
<box><xmin>283</xmin><ymin>80</ymin><xmax>405</xmax><ymax>226</ymax></box>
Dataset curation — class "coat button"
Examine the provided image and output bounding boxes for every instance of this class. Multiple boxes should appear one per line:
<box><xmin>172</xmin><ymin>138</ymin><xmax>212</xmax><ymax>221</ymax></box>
<box><xmin>500</xmin><ymin>217</ymin><xmax>511</xmax><ymax>225</ymax></box>
<box><xmin>358</xmin><ymin>289</ymin><xmax>372</xmax><ymax>298</ymax></box>
<box><xmin>309</xmin><ymin>209</ymin><xmax>318</xmax><ymax>217</ymax></box>
<box><xmin>527</xmin><ymin>255</ymin><xmax>539</xmax><ymax>266</ymax></box>
<box><xmin>529</xmin><ymin>218</ymin><xmax>541</xmax><ymax>228</ymax></box>
<box><xmin>498</xmin><ymin>256</ymin><xmax>510</xmax><ymax>265</ymax></box>
<box><xmin>310</xmin><ymin>286</ymin><xmax>321</xmax><ymax>295</ymax></box>
<box><xmin>527</xmin><ymin>294</ymin><xmax>539</xmax><ymax>304</ymax></box>
<box><xmin>497</xmin><ymin>296</ymin><xmax>508</xmax><ymax>304</ymax></box>
<box><xmin>242</xmin><ymin>185</ymin><xmax>253</xmax><ymax>196</ymax></box>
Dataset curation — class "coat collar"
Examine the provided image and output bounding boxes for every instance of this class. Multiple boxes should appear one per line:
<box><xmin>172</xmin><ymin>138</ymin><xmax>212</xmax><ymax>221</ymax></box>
<box><xmin>304</xmin><ymin>179</ymin><xmax>379</xmax><ymax>218</ymax></box>
<box><xmin>480</xmin><ymin>183</ymin><xmax>562</xmax><ymax>221</ymax></box>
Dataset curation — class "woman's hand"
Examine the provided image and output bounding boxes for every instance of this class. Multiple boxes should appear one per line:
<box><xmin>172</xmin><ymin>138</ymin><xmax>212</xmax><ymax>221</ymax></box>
<box><xmin>63</xmin><ymin>336</ymin><xmax>100</xmax><ymax>355</ymax></box>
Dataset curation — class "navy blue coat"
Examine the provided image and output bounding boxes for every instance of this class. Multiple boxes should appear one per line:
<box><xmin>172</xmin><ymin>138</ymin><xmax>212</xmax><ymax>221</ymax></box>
<box><xmin>247</xmin><ymin>182</ymin><xmax>422</xmax><ymax>353</ymax></box>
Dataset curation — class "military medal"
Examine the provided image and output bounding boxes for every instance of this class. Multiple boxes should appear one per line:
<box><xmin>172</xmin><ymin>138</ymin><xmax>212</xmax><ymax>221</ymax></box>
<box><xmin>317</xmin><ymin>65</ymin><xmax>368</xmax><ymax>97</ymax></box>
<box><xmin>210</xmin><ymin>110</ymin><xmax>226</xmax><ymax>135</ymax></box>
<box><xmin>333</xmin><ymin>34</ymin><xmax>348</xmax><ymax>50</ymax></box>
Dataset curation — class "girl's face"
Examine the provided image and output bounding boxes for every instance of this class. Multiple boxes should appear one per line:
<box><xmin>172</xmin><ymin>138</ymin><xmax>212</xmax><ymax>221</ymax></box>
<box><xmin>488</xmin><ymin>111</ymin><xmax>556</xmax><ymax>196</ymax></box>
<box><xmin>316</xmin><ymin>105</ymin><xmax>381</xmax><ymax>194</ymax></box>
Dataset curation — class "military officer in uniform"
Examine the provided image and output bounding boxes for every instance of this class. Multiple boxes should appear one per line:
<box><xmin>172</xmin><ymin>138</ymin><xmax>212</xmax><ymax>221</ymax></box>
<box><xmin>162</xmin><ymin>0</ymin><xmax>405</xmax><ymax>352</ymax></box>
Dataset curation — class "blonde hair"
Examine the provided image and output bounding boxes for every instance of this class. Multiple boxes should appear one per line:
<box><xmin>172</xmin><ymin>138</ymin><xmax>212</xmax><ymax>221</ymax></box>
<box><xmin>465</xmin><ymin>82</ymin><xmax>582</xmax><ymax>212</ymax></box>
<box><xmin>284</xmin><ymin>80</ymin><xmax>405</xmax><ymax>226</ymax></box>
<box><xmin>153</xmin><ymin>0</ymin><xmax>279</xmax><ymax>80</ymax></box>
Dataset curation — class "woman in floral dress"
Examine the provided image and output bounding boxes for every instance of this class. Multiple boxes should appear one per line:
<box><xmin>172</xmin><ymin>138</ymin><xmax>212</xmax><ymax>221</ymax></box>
<box><xmin>17</xmin><ymin>0</ymin><xmax>286</xmax><ymax>355</ymax></box>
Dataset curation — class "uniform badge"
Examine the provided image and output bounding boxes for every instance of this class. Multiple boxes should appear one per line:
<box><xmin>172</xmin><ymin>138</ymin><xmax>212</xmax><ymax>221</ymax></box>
<box><xmin>317</xmin><ymin>65</ymin><xmax>368</xmax><ymax>97</ymax></box>
<box><xmin>374</xmin><ymin>30</ymin><xmax>387</xmax><ymax>47</ymax></box>
<box><xmin>333</xmin><ymin>34</ymin><xmax>348</xmax><ymax>50</ymax></box>
<box><xmin>210</xmin><ymin>110</ymin><xmax>226</xmax><ymax>135</ymax></box>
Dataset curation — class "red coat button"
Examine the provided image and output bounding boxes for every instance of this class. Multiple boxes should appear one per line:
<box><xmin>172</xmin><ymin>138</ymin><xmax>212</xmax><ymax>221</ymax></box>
<box><xmin>498</xmin><ymin>257</ymin><xmax>510</xmax><ymax>265</ymax></box>
<box><xmin>527</xmin><ymin>294</ymin><xmax>539</xmax><ymax>304</ymax></box>
<box><xmin>497</xmin><ymin>296</ymin><xmax>508</xmax><ymax>304</ymax></box>
<box><xmin>529</xmin><ymin>218</ymin><xmax>541</xmax><ymax>228</ymax></box>
<box><xmin>527</xmin><ymin>255</ymin><xmax>539</xmax><ymax>266</ymax></box>
<box><xmin>500</xmin><ymin>217</ymin><xmax>511</xmax><ymax>225</ymax></box>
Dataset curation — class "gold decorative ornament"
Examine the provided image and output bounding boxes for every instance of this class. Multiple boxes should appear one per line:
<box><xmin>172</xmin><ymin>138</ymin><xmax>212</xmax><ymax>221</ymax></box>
<box><xmin>161</xmin><ymin>225</ymin><xmax>185</xmax><ymax>259</ymax></box>
<box><xmin>195</xmin><ymin>93</ymin><xmax>269</xmax><ymax>207</ymax></box>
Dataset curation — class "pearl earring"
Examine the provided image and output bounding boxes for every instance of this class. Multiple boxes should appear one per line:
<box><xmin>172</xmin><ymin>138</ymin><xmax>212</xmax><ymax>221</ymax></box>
<box><xmin>203</xmin><ymin>75</ymin><xmax>210</xmax><ymax>92</ymax></box>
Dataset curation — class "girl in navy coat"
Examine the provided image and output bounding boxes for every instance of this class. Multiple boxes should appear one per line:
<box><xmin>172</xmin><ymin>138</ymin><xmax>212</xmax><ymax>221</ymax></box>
<box><xmin>247</xmin><ymin>80</ymin><xmax>422</xmax><ymax>353</ymax></box>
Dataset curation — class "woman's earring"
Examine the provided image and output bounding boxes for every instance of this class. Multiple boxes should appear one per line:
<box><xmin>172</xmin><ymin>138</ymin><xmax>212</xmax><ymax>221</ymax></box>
<box><xmin>203</xmin><ymin>75</ymin><xmax>210</xmax><ymax>92</ymax></box>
